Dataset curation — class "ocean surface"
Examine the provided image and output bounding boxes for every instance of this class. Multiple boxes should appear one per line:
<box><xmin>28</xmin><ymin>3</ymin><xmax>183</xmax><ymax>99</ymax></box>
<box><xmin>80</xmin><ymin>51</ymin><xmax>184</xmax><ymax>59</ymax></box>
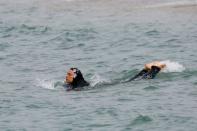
<box><xmin>0</xmin><ymin>0</ymin><xmax>197</xmax><ymax>130</ymax></box>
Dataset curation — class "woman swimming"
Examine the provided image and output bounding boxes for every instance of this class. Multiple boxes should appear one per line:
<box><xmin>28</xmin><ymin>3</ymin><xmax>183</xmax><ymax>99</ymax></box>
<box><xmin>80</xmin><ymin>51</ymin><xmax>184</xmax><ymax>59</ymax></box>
<box><xmin>63</xmin><ymin>68</ymin><xmax>89</xmax><ymax>91</ymax></box>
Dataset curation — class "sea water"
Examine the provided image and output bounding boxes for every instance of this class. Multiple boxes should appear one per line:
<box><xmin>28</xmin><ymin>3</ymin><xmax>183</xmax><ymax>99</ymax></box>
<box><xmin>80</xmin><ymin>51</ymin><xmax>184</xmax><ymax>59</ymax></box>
<box><xmin>0</xmin><ymin>0</ymin><xmax>197</xmax><ymax>130</ymax></box>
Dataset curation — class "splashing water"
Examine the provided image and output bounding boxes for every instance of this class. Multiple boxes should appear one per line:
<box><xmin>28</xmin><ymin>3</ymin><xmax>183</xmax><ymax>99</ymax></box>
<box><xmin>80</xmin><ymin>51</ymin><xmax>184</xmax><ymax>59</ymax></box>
<box><xmin>89</xmin><ymin>73</ymin><xmax>111</xmax><ymax>87</ymax></box>
<box><xmin>36</xmin><ymin>79</ymin><xmax>57</xmax><ymax>90</ymax></box>
<box><xmin>161</xmin><ymin>60</ymin><xmax>185</xmax><ymax>73</ymax></box>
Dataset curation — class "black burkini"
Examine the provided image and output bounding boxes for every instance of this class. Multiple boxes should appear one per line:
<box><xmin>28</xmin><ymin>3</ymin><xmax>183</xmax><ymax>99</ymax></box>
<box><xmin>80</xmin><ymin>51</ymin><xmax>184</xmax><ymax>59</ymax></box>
<box><xmin>128</xmin><ymin>66</ymin><xmax>161</xmax><ymax>81</ymax></box>
<box><xmin>63</xmin><ymin>68</ymin><xmax>89</xmax><ymax>91</ymax></box>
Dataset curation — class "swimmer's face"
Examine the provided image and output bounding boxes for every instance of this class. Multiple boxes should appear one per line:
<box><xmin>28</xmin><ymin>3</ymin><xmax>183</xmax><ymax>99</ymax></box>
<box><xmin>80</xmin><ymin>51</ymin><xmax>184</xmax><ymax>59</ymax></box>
<box><xmin>66</xmin><ymin>70</ymin><xmax>75</xmax><ymax>84</ymax></box>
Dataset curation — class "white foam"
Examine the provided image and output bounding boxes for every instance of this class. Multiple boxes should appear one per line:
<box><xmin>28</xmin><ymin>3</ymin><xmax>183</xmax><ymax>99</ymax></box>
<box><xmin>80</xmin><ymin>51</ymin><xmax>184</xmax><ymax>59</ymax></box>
<box><xmin>36</xmin><ymin>78</ymin><xmax>56</xmax><ymax>90</ymax></box>
<box><xmin>89</xmin><ymin>73</ymin><xmax>111</xmax><ymax>87</ymax></box>
<box><xmin>145</xmin><ymin>1</ymin><xmax>197</xmax><ymax>8</ymax></box>
<box><xmin>160</xmin><ymin>60</ymin><xmax>185</xmax><ymax>73</ymax></box>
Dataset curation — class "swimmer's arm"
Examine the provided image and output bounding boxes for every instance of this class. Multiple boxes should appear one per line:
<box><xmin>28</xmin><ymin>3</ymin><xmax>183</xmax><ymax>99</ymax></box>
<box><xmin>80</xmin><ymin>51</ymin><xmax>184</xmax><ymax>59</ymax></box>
<box><xmin>144</xmin><ymin>61</ymin><xmax>166</xmax><ymax>70</ymax></box>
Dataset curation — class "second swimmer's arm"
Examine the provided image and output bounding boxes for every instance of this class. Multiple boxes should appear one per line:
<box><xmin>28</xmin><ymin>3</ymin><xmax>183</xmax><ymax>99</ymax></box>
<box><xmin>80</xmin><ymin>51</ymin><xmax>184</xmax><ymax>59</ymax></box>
<box><xmin>144</xmin><ymin>62</ymin><xmax>166</xmax><ymax>70</ymax></box>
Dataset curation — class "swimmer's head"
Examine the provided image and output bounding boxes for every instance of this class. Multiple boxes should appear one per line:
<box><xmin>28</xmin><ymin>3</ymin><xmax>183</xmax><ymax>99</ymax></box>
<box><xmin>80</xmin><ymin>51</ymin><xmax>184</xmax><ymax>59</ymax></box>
<box><xmin>65</xmin><ymin>68</ymin><xmax>84</xmax><ymax>84</ymax></box>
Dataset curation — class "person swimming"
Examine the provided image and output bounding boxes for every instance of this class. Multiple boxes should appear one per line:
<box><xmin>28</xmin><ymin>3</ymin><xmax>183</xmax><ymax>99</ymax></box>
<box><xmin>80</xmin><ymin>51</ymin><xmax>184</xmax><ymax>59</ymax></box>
<box><xmin>63</xmin><ymin>62</ymin><xmax>165</xmax><ymax>90</ymax></box>
<box><xmin>128</xmin><ymin>61</ymin><xmax>166</xmax><ymax>81</ymax></box>
<box><xmin>63</xmin><ymin>68</ymin><xmax>89</xmax><ymax>91</ymax></box>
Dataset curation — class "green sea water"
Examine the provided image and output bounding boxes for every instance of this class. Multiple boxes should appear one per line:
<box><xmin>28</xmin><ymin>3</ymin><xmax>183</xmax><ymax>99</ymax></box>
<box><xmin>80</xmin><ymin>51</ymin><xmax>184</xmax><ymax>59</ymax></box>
<box><xmin>0</xmin><ymin>0</ymin><xmax>197</xmax><ymax>130</ymax></box>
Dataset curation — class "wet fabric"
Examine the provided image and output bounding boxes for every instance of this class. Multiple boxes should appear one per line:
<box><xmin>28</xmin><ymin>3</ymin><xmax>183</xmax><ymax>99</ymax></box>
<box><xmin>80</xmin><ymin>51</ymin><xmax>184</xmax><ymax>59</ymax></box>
<box><xmin>129</xmin><ymin>66</ymin><xmax>161</xmax><ymax>81</ymax></box>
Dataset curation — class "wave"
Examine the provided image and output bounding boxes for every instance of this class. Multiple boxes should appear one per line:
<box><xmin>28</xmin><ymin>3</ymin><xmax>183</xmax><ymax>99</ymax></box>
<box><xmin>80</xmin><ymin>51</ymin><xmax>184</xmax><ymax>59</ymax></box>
<box><xmin>130</xmin><ymin>115</ymin><xmax>152</xmax><ymax>126</ymax></box>
<box><xmin>0</xmin><ymin>43</ymin><xmax>10</xmax><ymax>51</ymax></box>
<box><xmin>0</xmin><ymin>24</ymin><xmax>50</xmax><ymax>35</ymax></box>
<box><xmin>89</xmin><ymin>73</ymin><xmax>112</xmax><ymax>87</ymax></box>
<box><xmin>144</xmin><ymin>0</ymin><xmax>197</xmax><ymax>8</ymax></box>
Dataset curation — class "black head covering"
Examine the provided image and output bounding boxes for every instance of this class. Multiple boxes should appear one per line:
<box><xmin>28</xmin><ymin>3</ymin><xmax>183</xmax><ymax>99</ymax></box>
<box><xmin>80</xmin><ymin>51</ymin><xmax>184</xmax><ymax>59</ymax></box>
<box><xmin>69</xmin><ymin>68</ymin><xmax>89</xmax><ymax>89</ymax></box>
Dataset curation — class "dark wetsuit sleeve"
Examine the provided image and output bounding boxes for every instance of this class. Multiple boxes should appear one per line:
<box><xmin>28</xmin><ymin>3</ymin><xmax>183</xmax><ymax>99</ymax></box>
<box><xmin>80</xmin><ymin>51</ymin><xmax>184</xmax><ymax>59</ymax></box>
<box><xmin>127</xmin><ymin>66</ymin><xmax>161</xmax><ymax>81</ymax></box>
<box><xmin>128</xmin><ymin>69</ymin><xmax>148</xmax><ymax>81</ymax></box>
<box><xmin>80</xmin><ymin>80</ymin><xmax>90</xmax><ymax>87</ymax></box>
<box><xmin>72</xmin><ymin>80</ymin><xmax>89</xmax><ymax>89</ymax></box>
<box><xmin>144</xmin><ymin>66</ymin><xmax>161</xmax><ymax>79</ymax></box>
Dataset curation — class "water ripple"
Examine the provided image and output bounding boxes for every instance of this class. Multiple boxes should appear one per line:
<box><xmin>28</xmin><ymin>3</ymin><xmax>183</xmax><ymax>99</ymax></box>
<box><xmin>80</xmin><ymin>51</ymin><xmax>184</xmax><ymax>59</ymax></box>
<box><xmin>130</xmin><ymin>115</ymin><xmax>153</xmax><ymax>126</ymax></box>
<box><xmin>18</xmin><ymin>24</ymin><xmax>50</xmax><ymax>35</ymax></box>
<box><xmin>145</xmin><ymin>29</ymin><xmax>160</xmax><ymax>36</ymax></box>
<box><xmin>143</xmin><ymin>86</ymin><xmax>159</xmax><ymax>90</ymax></box>
<box><xmin>1</xmin><ymin>0</ymin><xmax>197</xmax><ymax>130</ymax></box>
<box><xmin>0</xmin><ymin>42</ymin><xmax>10</xmax><ymax>51</ymax></box>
